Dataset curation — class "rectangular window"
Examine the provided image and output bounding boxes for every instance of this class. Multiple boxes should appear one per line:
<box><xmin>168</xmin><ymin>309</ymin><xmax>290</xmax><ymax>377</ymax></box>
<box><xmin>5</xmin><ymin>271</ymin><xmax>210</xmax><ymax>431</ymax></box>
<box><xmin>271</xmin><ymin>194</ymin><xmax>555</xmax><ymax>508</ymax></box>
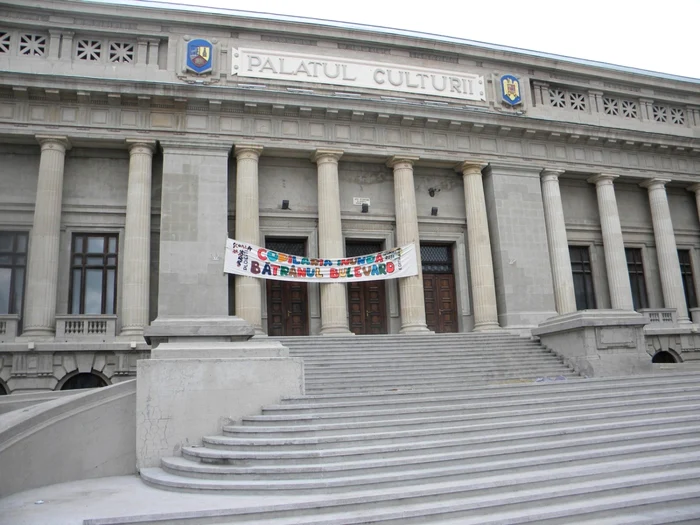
<box><xmin>569</xmin><ymin>246</ymin><xmax>596</xmax><ymax>310</ymax></box>
<box><xmin>625</xmin><ymin>247</ymin><xmax>648</xmax><ymax>310</ymax></box>
<box><xmin>0</xmin><ymin>231</ymin><xmax>28</xmax><ymax>315</ymax></box>
<box><xmin>678</xmin><ymin>250</ymin><xmax>698</xmax><ymax>309</ymax></box>
<box><xmin>69</xmin><ymin>233</ymin><xmax>118</xmax><ymax>315</ymax></box>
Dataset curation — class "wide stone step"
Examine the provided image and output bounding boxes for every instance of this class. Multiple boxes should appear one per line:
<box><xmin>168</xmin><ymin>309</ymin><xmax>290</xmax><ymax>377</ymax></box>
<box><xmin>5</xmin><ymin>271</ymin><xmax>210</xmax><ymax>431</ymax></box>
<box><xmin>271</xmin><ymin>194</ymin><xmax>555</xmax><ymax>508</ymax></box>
<box><xmin>280</xmin><ymin>373</ymin><xmax>700</xmax><ymax>404</ymax></box>
<box><xmin>147</xmin><ymin>444</ymin><xmax>700</xmax><ymax>493</ymax></box>
<box><xmin>303</xmin><ymin>356</ymin><xmax>564</xmax><ymax>370</ymax></box>
<box><xmin>203</xmin><ymin>419</ymin><xmax>700</xmax><ymax>465</ymax></box>
<box><xmin>266</xmin><ymin>385</ymin><xmax>700</xmax><ymax>415</ymax></box>
<box><xmin>178</xmin><ymin>427</ymin><xmax>700</xmax><ymax>481</ymax></box>
<box><xmin>303</xmin><ymin>366</ymin><xmax>572</xmax><ymax>382</ymax></box>
<box><xmin>217</xmin><ymin>397</ymin><xmax>700</xmax><ymax>445</ymax></box>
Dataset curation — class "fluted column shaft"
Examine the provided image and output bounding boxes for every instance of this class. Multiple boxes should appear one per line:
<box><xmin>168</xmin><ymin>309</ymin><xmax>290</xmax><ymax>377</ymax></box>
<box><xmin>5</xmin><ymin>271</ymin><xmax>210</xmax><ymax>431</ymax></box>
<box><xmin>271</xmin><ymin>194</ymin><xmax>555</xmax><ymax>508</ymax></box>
<box><xmin>234</xmin><ymin>145</ymin><xmax>263</xmax><ymax>333</ymax></box>
<box><xmin>313</xmin><ymin>150</ymin><xmax>350</xmax><ymax>334</ymax></box>
<box><xmin>541</xmin><ymin>169</ymin><xmax>577</xmax><ymax>314</ymax></box>
<box><xmin>23</xmin><ymin>136</ymin><xmax>70</xmax><ymax>337</ymax></box>
<box><xmin>588</xmin><ymin>174</ymin><xmax>634</xmax><ymax>310</ymax></box>
<box><xmin>459</xmin><ymin>162</ymin><xmax>499</xmax><ymax>330</ymax></box>
<box><xmin>388</xmin><ymin>156</ymin><xmax>429</xmax><ymax>333</ymax></box>
<box><xmin>120</xmin><ymin>141</ymin><xmax>156</xmax><ymax>336</ymax></box>
<box><xmin>641</xmin><ymin>178</ymin><xmax>689</xmax><ymax>321</ymax></box>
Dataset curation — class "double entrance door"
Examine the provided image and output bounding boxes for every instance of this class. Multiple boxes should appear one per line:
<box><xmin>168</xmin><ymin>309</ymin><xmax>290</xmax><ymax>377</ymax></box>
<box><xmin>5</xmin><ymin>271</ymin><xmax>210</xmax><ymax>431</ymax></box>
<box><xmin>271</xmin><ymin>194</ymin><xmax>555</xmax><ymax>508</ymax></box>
<box><xmin>421</xmin><ymin>244</ymin><xmax>458</xmax><ymax>333</ymax></box>
<box><xmin>262</xmin><ymin>239</ymin><xmax>458</xmax><ymax>335</ymax></box>
<box><xmin>266</xmin><ymin>239</ymin><xmax>309</xmax><ymax>336</ymax></box>
<box><xmin>346</xmin><ymin>241</ymin><xmax>387</xmax><ymax>335</ymax></box>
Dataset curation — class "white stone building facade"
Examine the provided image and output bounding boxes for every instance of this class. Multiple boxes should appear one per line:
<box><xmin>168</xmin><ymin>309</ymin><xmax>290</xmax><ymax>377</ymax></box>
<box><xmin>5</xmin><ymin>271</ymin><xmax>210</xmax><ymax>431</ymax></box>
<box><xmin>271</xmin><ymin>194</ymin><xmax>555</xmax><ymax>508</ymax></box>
<box><xmin>1</xmin><ymin>0</ymin><xmax>699</xmax><ymax>393</ymax></box>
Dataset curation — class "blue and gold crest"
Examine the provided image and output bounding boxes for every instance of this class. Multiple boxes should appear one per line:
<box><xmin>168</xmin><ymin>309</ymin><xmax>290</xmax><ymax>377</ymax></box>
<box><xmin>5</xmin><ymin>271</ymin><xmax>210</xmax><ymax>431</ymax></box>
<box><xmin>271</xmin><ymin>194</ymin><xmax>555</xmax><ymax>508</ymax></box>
<box><xmin>500</xmin><ymin>74</ymin><xmax>522</xmax><ymax>106</ymax></box>
<box><xmin>186</xmin><ymin>39</ymin><xmax>213</xmax><ymax>75</ymax></box>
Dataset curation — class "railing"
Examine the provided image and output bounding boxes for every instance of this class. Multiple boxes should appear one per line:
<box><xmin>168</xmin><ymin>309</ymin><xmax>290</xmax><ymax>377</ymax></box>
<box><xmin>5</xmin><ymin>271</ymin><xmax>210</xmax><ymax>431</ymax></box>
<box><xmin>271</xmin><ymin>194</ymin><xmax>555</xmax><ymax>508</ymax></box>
<box><xmin>0</xmin><ymin>315</ymin><xmax>20</xmax><ymax>342</ymax></box>
<box><xmin>55</xmin><ymin>315</ymin><xmax>117</xmax><ymax>341</ymax></box>
<box><xmin>639</xmin><ymin>308</ymin><xmax>678</xmax><ymax>328</ymax></box>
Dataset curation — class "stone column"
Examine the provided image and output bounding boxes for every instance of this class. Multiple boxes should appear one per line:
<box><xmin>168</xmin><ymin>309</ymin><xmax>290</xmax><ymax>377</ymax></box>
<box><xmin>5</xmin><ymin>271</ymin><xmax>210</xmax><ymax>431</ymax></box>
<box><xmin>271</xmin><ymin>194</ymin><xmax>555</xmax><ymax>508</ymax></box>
<box><xmin>313</xmin><ymin>149</ymin><xmax>350</xmax><ymax>335</ymax></box>
<box><xmin>458</xmin><ymin>162</ymin><xmax>500</xmax><ymax>330</ymax></box>
<box><xmin>23</xmin><ymin>136</ymin><xmax>71</xmax><ymax>337</ymax></box>
<box><xmin>588</xmin><ymin>174</ymin><xmax>634</xmax><ymax>310</ymax></box>
<box><xmin>541</xmin><ymin>169</ymin><xmax>577</xmax><ymax>314</ymax></box>
<box><xmin>120</xmin><ymin>140</ymin><xmax>156</xmax><ymax>337</ymax></box>
<box><xmin>234</xmin><ymin>145</ymin><xmax>264</xmax><ymax>334</ymax></box>
<box><xmin>388</xmin><ymin>156</ymin><xmax>429</xmax><ymax>333</ymax></box>
<box><xmin>641</xmin><ymin>178</ymin><xmax>689</xmax><ymax>322</ymax></box>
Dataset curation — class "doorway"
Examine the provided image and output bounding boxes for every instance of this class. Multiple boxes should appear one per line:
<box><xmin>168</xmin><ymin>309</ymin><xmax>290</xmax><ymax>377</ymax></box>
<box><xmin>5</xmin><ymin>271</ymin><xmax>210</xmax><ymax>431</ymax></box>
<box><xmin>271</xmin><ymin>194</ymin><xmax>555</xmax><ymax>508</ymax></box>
<box><xmin>421</xmin><ymin>244</ymin><xmax>458</xmax><ymax>333</ymax></box>
<box><xmin>265</xmin><ymin>238</ymin><xmax>309</xmax><ymax>336</ymax></box>
<box><xmin>346</xmin><ymin>241</ymin><xmax>388</xmax><ymax>335</ymax></box>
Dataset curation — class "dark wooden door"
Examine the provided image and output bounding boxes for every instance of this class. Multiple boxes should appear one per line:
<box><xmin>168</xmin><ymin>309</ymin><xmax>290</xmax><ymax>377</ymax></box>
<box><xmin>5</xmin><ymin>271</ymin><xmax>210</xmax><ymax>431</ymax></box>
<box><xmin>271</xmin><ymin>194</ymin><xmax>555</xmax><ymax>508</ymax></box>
<box><xmin>346</xmin><ymin>241</ymin><xmax>388</xmax><ymax>335</ymax></box>
<box><xmin>421</xmin><ymin>244</ymin><xmax>458</xmax><ymax>333</ymax></box>
<box><xmin>265</xmin><ymin>239</ymin><xmax>308</xmax><ymax>336</ymax></box>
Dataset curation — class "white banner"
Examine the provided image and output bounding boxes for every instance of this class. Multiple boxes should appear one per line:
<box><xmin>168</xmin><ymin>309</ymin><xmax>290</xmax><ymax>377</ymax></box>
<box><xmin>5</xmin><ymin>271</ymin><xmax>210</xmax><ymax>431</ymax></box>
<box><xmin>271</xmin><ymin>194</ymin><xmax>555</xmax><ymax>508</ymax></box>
<box><xmin>224</xmin><ymin>238</ymin><xmax>418</xmax><ymax>283</ymax></box>
<box><xmin>231</xmin><ymin>47</ymin><xmax>485</xmax><ymax>101</ymax></box>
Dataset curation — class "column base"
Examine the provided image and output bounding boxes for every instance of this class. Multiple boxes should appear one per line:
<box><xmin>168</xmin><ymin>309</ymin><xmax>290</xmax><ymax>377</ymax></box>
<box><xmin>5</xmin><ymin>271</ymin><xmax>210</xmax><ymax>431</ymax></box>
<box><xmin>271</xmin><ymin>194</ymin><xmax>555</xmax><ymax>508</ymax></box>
<box><xmin>17</xmin><ymin>327</ymin><xmax>55</xmax><ymax>341</ymax></box>
<box><xmin>320</xmin><ymin>326</ymin><xmax>354</xmax><ymax>335</ymax></box>
<box><xmin>473</xmin><ymin>322</ymin><xmax>501</xmax><ymax>331</ymax></box>
<box><xmin>119</xmin><ymin>327</ymin><xmax>145</xmax><ymax>339</ymax></box>
<box><xmin>399</xmin><ymin>324</ymin><xmax>433</xmax><ymax>334</ymax></box>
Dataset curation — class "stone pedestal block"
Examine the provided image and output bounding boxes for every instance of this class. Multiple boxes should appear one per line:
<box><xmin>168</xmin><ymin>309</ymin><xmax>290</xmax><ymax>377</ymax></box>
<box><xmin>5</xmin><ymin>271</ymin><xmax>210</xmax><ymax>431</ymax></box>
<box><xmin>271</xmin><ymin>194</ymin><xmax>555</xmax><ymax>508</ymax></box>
<box><xmin>532</xmin><ymin>310</ymin><xmax>651</xmax><ymax>377</ymax></box>
<box><xmin>136</xmin><ymin>355</ymin><xmax>303</xmax><ymax>469</ymax></box>
<box><xmin>137</xmin><ymin>316</ymin><xmax>304</xmax><ymax>469</ymax></box>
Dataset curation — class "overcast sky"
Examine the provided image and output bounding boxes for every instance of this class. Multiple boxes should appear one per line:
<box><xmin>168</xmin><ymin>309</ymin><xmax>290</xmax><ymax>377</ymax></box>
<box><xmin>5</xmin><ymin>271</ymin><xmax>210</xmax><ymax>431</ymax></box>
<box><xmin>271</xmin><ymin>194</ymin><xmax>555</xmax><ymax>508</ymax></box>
<box><xmin>141</xmin><ymin>0</ymin><xmax>699</xmax><ymax>80</ymax></box>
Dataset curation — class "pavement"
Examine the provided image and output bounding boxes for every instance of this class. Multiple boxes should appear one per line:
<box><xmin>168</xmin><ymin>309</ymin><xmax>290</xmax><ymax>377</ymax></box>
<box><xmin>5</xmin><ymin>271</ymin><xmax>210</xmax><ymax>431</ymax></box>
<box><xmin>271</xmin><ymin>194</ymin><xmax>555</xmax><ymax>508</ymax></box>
<box><xmin>0</xmin><ymin>474</ymin><xmax>315</xmax><ymax>525</ymax></box>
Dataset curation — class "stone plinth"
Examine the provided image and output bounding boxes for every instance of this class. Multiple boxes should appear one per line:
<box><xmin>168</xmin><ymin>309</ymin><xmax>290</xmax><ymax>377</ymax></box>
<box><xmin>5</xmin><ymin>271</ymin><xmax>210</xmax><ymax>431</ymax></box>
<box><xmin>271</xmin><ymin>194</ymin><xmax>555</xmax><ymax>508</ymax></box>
<box><xmin>137</xmin><ymin>316</ymin><xmax>304</xmax><ymax>469</ymax></box>
<box><xmin>532</xmin><ymin>310</ymin><xmax>650</xmax><ymax>377</ymax></box>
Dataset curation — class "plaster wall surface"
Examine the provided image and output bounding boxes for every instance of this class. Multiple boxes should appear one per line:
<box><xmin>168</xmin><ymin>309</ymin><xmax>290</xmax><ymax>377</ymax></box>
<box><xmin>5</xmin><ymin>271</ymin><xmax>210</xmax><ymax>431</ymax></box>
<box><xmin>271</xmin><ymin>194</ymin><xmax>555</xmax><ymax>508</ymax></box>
<box><xmin>0</xmin><ymin>146</ymin><xmax>40</xmax><ymax>212</ymax></box>
<box><xmin>414</xmin><ymin>168</ymin><xmax>466</xmax><ymax>219</ymax></box>
<box><xmin>339</xmin><ymin>162</ymin><xmax>395</xmax><ymax>217</ymax></box>
<box><xmin>62</xmin><ymin>149</ymin><xmax>129</xmax><ymax>208</ymax></box>
<box><xmin>258</xmin><ymin>157</ymin><xmax>318</xmax><ymax>216</ymax></box>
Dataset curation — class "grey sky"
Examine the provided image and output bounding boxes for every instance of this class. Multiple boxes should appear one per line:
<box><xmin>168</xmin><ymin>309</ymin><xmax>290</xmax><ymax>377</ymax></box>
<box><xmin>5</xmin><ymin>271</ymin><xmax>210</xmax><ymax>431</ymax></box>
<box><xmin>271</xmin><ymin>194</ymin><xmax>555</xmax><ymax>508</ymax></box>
<box><xmin>139</xmin><ymin>0</ymin><xmax>699</xmax><ymax>79</ymax></box>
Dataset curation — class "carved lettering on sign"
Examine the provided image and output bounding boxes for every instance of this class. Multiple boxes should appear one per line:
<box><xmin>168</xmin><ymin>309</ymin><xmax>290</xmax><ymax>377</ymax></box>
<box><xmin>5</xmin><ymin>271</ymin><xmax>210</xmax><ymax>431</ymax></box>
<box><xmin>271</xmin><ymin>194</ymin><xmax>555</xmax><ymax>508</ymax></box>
<box><xmin>231</xmin><ymin>48</ymin><xmax>485</xmax><ymax>101</ymax></box>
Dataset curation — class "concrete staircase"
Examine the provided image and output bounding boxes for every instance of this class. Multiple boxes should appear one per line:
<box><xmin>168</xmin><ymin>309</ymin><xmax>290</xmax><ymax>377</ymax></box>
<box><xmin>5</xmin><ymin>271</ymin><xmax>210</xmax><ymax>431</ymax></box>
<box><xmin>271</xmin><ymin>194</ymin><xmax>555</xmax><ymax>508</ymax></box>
<box><xmin>139</xmin><ymin>334</ymin><xmax>700</xmax><ymax>524</ymax></box>
<box><xmin>281</xmin><ymin>333</ymin><xmax>578</xmax><ymax>394</ymax></box>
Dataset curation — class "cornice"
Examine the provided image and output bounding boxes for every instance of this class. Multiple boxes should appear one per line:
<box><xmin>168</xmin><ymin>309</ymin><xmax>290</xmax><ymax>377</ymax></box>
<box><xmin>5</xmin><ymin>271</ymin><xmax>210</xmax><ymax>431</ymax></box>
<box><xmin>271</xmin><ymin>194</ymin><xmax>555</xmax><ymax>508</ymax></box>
<box><xmin>1</xmin><ymin>77</ymin><xmax>697</xmax><ymax>155</ymax></box>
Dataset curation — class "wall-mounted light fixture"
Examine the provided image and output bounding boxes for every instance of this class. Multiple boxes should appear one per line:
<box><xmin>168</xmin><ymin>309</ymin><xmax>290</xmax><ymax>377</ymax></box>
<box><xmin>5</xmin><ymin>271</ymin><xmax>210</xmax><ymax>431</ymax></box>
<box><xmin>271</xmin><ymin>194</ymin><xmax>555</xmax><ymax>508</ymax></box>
<box><xmin>431</xmin><ymin>207</ymin><xmax>439</xmax><ymax>216</ymax></box>
<box><xmin>361</xmin><ymin>202</ymin><xmax>369</xmax><ymax>213</ymax></box>
<box><xmin>281</xmin><ymin>200</ymin><xmax>289</xmax><ymax>210</ymax></box>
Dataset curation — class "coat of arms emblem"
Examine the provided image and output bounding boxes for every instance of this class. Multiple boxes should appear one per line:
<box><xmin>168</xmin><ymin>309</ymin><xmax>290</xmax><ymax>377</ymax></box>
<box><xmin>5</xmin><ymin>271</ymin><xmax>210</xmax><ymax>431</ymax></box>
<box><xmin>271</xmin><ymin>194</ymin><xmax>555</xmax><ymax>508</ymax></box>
<box><xmin>500</xmin><ymin>74</ymin><xmax>522</xmax><ymax>106</ymax></box>
<box><xmin>186</xmin><ymin>39</ymin><xmax>213</xmax><ymax>75</ymax></box>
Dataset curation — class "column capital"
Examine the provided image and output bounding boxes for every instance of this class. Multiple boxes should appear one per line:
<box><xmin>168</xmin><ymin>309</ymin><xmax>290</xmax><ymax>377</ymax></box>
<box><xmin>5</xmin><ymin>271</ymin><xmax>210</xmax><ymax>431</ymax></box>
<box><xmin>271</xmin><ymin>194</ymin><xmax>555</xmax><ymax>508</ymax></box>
<box><xmin>587</xmin><ymin>173</ymin><xmax>619</xmax><ymax>185</ymax></box>
<box><xmin>386</xmin><ymin>155</ymin><xmax>419</xmax><ymax>169</ymax></box>
<box><xmin>687</xmin><ymin>183</ymin><xmax>700</xmax><ymax>194</ymax></box>
<box><xmin>311</xmin><ymin>149</ymin><xmax>343</xmax><ymax>164</ymax></box>
<box><xmin>126</xmin><ymin>139</ymin><xmax>156</xmax><ymax>155</ymax></box>
<box><xmin>36</xmin><ymin>135</ymin><xmax>71</xmax><ymax>152</ymax></box>
<box><xmin>456</xmin><ymin>160</ymin><xmax>488</xmax><ymax>176</ymax></box>
<box><xmin>639</xmin><ymin>178</ymin><xmax>671</xmax><ymax>190</ymax></box>
<box><xmin>540</xmin><ymin>168</ymin><xmax>566</xmax><ymax>182</ymax></box>
<box><xmin>234</xmin><ymin>144</ymin><xmax>263</xmax><ymax>160</ymax></box>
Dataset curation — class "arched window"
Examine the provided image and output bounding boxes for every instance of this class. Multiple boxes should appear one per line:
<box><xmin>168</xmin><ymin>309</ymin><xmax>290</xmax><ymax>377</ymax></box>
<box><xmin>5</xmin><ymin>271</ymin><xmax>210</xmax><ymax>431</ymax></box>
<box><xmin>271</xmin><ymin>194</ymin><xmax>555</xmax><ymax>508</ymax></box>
<box><xmin>0</xmin><ymin>382</ymin><xmax>7</xmax><ymax>395</ymax></box>
<box><xmin>60</xmin><ymin>373</ymin><xmax>108</xmax><ymax>390</ymax></box>
<box><xmin>651</xmin><ymin>351</ymin><xmax>677</xmax><ymax>364</ymax></box>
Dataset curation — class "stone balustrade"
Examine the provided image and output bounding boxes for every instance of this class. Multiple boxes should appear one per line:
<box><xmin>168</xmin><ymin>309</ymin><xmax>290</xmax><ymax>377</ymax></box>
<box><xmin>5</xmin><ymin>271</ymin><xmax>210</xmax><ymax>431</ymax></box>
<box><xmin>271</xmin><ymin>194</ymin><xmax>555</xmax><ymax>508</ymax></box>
<box><xmin>55</xmin><ymin>315</ymin><xmax>117</xmax><ymax>342</ymax></box>
<box><xmin>0</xmin><ymin>315</ymin><xmax>20</xmax><ymax>343</ymax></box>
